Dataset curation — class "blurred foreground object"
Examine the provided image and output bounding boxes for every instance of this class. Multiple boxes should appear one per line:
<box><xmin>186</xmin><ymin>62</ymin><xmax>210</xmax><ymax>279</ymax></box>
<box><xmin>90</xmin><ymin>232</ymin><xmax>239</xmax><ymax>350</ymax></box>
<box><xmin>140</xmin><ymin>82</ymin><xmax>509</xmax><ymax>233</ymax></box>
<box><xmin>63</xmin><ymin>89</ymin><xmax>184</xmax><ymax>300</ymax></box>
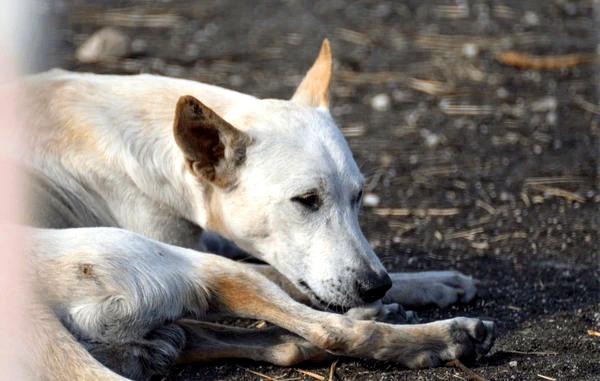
<box><xmin>0</xmin><ymin>0</ymin><xmax>36</xmax><ymax>380</ymax></box>
<box><xmin>76</xmin><ymin>27</ymin><xmax>130</xmax><ymax>63</ymax></box>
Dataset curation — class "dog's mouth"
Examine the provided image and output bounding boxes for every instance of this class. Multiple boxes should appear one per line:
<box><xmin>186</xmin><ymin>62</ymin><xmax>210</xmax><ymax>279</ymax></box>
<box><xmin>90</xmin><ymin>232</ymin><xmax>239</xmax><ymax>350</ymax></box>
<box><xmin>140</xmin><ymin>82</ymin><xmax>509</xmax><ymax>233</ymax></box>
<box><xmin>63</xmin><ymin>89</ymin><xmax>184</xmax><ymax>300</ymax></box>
<box><xmin>297</xmin><ymin>279</ymin><xmax>351</xmax><ymax>313</ymax></box>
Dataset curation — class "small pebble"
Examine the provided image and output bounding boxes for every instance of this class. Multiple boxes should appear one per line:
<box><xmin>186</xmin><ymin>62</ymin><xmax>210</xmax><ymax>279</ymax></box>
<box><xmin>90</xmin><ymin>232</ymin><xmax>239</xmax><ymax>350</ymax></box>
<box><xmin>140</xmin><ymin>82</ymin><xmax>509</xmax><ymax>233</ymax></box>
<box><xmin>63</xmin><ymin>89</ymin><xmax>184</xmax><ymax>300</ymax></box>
<box><xmin>76</xmin><ymin>27</ymin><xmax>129</xmax><ymax>63</ymax></box>
<box><xmin>524</xmin><ymin>11</ymin><xmax>540</xmax><ymax>26</ymax></box>
<box><xmin>509</xmin><ymin>360</ymin><xmax>518</xmax><ymax>367</ymax></box>
<box><xmin>363</xmin><ymin>193</ymin><xmax>380</xmax><ymax>207</ymax></box>
<box><xmin>531</xmin><ymin>96</ymin><xmax>557</xmax><ymax>112</ymax></box>
<box><xmin>546</xmin><ymin>111</ymin><xmax>557</xmax><ymax>126</ymax></box>
<box><xmin>462</xmin><ymin>43</ymin><xmax>479</xmax><ymax>58</ymax></box>
<box><xmin>130</xmin><ymin>38</ymin><xmax>147</xmax><ymax>54</ymax></box>
<box><xmin>420</xmin><ymin>129</ymin><xmax>441</xmax><ymax>147</ymax></box>
<box><xmin>371</xmin><ymin>93</ymin><xmax>391</xmax><ymax>111</ymax></box>
<box><xmin>496</xmin><ymin>87</ymin><xmax>510</xmax><ymax>99</ymax></box>
<box><xmin>392</xmin><ymin>89</ymin><xmax>411</xmax><ymax>102</ymax></box>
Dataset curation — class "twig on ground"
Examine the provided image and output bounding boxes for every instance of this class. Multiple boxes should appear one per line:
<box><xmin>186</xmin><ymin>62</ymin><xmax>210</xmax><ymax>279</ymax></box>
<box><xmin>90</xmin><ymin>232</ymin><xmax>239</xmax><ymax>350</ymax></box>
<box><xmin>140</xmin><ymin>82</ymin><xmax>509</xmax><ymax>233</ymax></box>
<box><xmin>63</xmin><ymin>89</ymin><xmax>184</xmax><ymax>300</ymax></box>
<box><xmin>72</xmin><ymin>9</ymin><xmax>182</xmax><ymax>28</ymax></box>
<box><xmin>527</xmin><ymin>184</ymin><xmax>586</xmax><ymax>203</ymax></box>
<box><xmin>335</xmin><ymin>28</ymin><xmax>371</xmax><ymax>46</ymax></box>
<box><xmin>296</xmin><ymin>369</ymin><xmax>325</xmax><ymax>381</ymax></box>
<box><xmin>471</xmin><ymin>241</ymin><xmax>489</xmax><ymax>250</ymax></box>
<box><xmin>328</xmin><ymin>360</ymin><xmax>338</xmax><ymax>381</ymax></box>
<box><xmin>587</xmin><ymin>329</ymin><xmax>600</xmax><ymax>337</ymax></box>
<box><xmin>536</xmin><ymin>374</ymin><xmax>557</xmax><ymax>381</ymax></box>
<box><xmin>489</xmin><ymin>232</ymin><xmax>527</xmax><ymax>242</ymax></box>
<box><xmin>408</xmin><ymin>78</ymin><xmax>455</xmax><ymax>95</ymax></box>
<box><xmin>574</xmin><ymin>96</ymin><xmax>600</xmax><ymax>115</ymax></box>
<box><xmin>495</xmin><ymin>51</ymin><xmax>595</xmax><ymax>70</ymax></box>
<box><xmin>241</xmin><ymin>367</ymin><xmax>280</xmax><ymax>381</ymax></box>
<box><xmin>498</xmin><ymin>349</ymin><xmax>557</xmax><ymax>356</ymax></box>
<box><xmin>476</xmin><ymin>200</ymin><xmax>497</xmax><ymax>215</ymax></box>
<box><xmin>340</xmin><ymin>125</ymin><xmax>366</xmax><ymax>137</ymax></box>
<box><xmin>248</xmin><ymin>320</ymin><xmax>267</xmax><ymax>329</ymax></box>
<box><xmin>374</xmin><ymin>208</ymin><xmax>460</xmax><ymax>217</ymax></box>
<box><xmin>445</xmin><ymin>359</ymin><xmax>488</xmax><ymax>381</ymax></box>
<box><xmin>524</xmin><ymin>177</ymin><xmax>586</xmax><ymax>186</ymax></box>
<box><xmin>338</xmin><ymin>70</ymin><xmax>405</xmax><ymax>85</ymax></box>
<box><xmin>444</xmin><ymin>227</ymin><xmax>484</xmax><ymax>240</ymax></box>
<box><xmin>440</xmin><ymin>104</ymin><xmax>495</xmax><ymax>116</ymax></box>
<box><xmin>520</xmin><ymin>192</ymin><xmax>531</xmax><ymax>207</ymax></box>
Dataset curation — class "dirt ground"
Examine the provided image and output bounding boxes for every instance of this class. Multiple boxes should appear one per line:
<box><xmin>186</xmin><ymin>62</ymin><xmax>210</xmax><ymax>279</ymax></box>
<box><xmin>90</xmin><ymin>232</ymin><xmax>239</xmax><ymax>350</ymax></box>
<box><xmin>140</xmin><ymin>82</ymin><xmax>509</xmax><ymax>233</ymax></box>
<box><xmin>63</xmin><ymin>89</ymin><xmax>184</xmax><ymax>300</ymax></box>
<box><xmin>41</xmin><ymin>1</ymin><xmax>600</xmax><ymax>380</ymax></box>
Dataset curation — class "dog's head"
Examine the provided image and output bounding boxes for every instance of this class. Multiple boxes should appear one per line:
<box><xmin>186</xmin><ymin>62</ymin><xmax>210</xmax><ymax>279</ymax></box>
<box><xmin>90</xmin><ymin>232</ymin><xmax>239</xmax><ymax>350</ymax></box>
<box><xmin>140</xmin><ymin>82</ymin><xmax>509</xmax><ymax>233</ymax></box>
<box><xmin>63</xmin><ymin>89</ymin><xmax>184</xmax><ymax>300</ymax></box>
<box><xmin>173</xmin><ymin>40</ymin><xmax>390</xmax><ymax>309</ymax></box>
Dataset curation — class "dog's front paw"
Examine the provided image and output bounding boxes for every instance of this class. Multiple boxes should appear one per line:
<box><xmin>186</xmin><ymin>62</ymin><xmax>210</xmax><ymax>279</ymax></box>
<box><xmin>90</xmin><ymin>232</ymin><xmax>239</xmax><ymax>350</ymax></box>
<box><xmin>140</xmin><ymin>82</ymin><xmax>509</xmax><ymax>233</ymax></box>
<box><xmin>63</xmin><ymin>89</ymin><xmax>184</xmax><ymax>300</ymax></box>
<box><xmin>385</xmin><ymin>271</ymin><xmax>479</xmax><ymax>309</ymax></box>
<box><xmin>345</xmin><ymin>301</ymin><xmax>419</xmax><ymax>324</ymax></box>
<box><xmin>395</xmin><ymin>317</ymin><xmax>495</xmax><ymax>369</ymax></box>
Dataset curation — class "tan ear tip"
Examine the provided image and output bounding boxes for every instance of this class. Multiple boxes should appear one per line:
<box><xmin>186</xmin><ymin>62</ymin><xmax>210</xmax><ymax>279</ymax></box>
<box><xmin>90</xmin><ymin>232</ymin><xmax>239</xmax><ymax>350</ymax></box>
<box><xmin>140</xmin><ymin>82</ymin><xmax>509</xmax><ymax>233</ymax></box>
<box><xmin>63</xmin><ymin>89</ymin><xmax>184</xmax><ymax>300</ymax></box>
<box><xmin>177</xmin><ymin>95</ymin><xmax>199</xmax><ymax>107</ymax></box>
<box><xmin>176</xmin><ymin>95</ymin><xmax>204</xmax><ymax>115</ymax></box>
<box><xmin>320</xmin><ymin>38</ymin><xmax>331</xmax><ymax>56</ymax></box>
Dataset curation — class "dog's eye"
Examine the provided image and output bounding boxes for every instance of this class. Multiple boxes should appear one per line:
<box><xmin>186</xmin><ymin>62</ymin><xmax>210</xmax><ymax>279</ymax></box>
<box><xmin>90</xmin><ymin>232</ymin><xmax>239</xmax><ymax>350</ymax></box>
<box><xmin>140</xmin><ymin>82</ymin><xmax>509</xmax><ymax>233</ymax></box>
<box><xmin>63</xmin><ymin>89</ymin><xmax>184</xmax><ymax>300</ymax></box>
<box><xmin>291</xmin><ymin>192</ymin><xmax>321</xmax><ymax>211</ymax></box>
<box><xmin>354</xmin><ymin>189</ymin><xmax>364</xmax><ymax>205</ymax></box>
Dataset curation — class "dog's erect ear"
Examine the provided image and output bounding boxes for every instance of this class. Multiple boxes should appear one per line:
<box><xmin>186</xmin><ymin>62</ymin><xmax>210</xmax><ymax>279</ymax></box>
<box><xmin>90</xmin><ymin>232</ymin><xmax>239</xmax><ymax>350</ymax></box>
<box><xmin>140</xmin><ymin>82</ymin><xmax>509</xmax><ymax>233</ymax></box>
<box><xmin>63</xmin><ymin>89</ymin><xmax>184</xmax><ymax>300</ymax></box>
<box><xmin>291</xmin><ymin>39</ymin><xmax>332</xmax><ymax>109</ymax></box>
<box><xmin>173</xmin><ymin>95</ymin><xmax>250</xmax><ymax>188</ymax></box>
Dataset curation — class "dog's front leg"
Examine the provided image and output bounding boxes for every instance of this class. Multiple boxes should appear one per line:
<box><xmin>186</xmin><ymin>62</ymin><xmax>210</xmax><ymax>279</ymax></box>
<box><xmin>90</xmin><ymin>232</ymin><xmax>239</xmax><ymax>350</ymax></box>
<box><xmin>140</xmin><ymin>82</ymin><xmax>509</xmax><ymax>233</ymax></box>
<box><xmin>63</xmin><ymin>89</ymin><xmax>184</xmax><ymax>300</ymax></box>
<box><xmin>383</xmin><ymin>271</ymin><xmax>479</xmax><ymax>309</ymax></box>
<box><xmin>197</xmin><ymin>257</ymin><xmax>495</xmax><ymax>368</ymax></box>
<box><xmin>245</xmin><ymin>264</ymin><xmax>418</xmax><ymax>324</ymax></box>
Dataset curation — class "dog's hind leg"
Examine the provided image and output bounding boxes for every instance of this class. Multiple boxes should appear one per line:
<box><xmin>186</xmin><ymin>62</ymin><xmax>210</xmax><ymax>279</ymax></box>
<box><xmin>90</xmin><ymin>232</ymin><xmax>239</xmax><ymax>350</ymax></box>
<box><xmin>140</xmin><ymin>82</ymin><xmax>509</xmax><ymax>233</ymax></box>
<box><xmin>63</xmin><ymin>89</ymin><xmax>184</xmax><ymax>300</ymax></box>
<box><xmin>29</xmin><ymin>227</ymin><xmax>208</xmax><ymax>380</ymax></box>
<box><xmin>383</xmin><ymin>271</ymin><xmax>479</xmax><ymax>309</ymax></box>
<box><xmin>29</xmin><ymin>301</ymin><xmax>130</xmax><ymax>381</ymax></box>
<box><xmin>177</xmin><ymin>321</ymin><xmax>331</xmax><ymax>366</ymax></box>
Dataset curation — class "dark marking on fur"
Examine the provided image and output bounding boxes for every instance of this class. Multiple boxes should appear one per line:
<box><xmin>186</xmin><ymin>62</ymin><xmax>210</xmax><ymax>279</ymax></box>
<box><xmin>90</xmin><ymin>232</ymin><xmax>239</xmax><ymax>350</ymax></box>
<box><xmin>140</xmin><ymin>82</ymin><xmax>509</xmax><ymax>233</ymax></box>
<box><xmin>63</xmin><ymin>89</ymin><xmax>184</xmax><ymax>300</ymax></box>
<box><xmin>79</xmin><ymin>263</ymin><xmax>95</xmax><ymax>278</ymax></box>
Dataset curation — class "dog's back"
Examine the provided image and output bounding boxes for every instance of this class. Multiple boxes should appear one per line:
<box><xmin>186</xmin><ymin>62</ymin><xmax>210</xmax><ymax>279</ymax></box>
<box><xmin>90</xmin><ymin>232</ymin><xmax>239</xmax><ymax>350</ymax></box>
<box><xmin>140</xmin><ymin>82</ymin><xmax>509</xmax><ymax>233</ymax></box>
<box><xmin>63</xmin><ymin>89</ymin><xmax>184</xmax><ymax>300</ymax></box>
<box><xmin>22</xmin><ymin>70</ymin><xmax>254</xmax><ymax>235</ymax></box>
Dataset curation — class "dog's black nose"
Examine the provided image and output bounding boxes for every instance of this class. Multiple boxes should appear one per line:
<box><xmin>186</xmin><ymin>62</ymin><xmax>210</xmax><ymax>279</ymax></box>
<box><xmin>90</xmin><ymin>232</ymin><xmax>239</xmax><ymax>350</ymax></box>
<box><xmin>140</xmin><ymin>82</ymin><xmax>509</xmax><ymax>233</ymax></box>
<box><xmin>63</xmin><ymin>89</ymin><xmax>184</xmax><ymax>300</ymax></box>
<box><xmin>357</xmin><ymin>272</ymin><xmax>392</xmax><ymax>303</ymax></box>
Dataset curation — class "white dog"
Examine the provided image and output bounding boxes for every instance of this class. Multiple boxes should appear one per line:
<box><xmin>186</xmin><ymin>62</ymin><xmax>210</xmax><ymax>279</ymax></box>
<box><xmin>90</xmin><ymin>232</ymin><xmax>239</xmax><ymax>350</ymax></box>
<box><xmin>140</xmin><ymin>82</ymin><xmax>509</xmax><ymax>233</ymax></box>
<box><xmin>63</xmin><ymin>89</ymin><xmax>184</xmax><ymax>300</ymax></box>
<box><xmin>21</xmin><ymin>40</ymin><xmax>494</xmax><ymax>380</ymax></box>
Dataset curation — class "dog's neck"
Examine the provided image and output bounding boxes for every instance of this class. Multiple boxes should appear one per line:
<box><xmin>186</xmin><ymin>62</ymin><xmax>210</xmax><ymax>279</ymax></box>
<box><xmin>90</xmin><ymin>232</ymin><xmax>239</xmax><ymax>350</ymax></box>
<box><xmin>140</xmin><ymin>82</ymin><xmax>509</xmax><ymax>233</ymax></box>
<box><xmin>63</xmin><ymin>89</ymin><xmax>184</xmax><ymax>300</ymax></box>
<box><xmin>100</xmin><ymin>106</ymin><xmax>216</xmax><ymax>237</ymax></box>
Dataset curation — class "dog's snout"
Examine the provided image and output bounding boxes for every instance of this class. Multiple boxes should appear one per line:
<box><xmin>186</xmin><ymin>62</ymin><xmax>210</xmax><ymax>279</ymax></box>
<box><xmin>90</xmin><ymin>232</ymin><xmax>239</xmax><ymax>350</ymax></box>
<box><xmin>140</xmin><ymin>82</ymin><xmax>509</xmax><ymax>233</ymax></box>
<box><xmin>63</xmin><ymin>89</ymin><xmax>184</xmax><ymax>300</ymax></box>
<box><xmin>357</xmin><ymin>272</ymin><xmax>392</xmax><ymax>303</ymax></box>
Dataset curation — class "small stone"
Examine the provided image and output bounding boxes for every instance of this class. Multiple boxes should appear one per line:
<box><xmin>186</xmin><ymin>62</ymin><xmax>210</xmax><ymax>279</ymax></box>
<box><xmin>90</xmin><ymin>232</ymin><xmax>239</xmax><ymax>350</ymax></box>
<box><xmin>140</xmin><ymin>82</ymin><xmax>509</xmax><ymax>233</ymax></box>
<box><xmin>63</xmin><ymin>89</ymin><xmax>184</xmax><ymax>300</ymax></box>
<box><xmin>229</xmin><ymin>74</ymin><xmax>244</xmax><ymax>87</ymax></box>
<box><xmin>462</xmin><ymin>43</ymin><xmax>479</xmax><ymax>58</ymax></box>
<box><xmin>130</xmin><ymin>38</ymin><xmax>147</xmax><ymax>54</ymax></box>
<box><xmin>531</xmin><ymin>96</ymin><xmax>557</xmax><ymax>112</ymax></box>
<box><xmin>371</xmin><ymin>93</ymin><xmax>391</xmax><ymax>111</ymax></box>
<box><xmin>524</xmin><ymin>11</ymin><xmax>540</xmax><ymax>26</ymax></box>
<box><xmin>420</xmin><ymin>129</ymin><xmax>441</xmax><ymax>147</ymax></box>
<box><xmin>363</xmin><ymin>193</ymin><xmax>380</xmax><ymax>207</ymax></box>
<box><xmin>76</xmin><ymin>27</ymin><xmax>129</xmax><ymax>63</ymax></box>
<box><xmin>509</xmin><ymin>360</ymin><xmax>518</xmax><ymax>367</ymax></box>
<box><xmin>546</xmin><ymin>111</ymin><xmax>557</xmax><ymax>125</ymax></box>
<box><xmin>379</xmin><ymin>153</ymin><xmax>393</xmax><ymax>167</ymax></box>
<box><xmin>496</xmin><ymin>87</ymin><xmax>509</xmax><ymax>99</ymax></box>
<box><xmin>392</xmin><ymin>89</ymin><xmax>411</xmax><ymax>102</ymax></box>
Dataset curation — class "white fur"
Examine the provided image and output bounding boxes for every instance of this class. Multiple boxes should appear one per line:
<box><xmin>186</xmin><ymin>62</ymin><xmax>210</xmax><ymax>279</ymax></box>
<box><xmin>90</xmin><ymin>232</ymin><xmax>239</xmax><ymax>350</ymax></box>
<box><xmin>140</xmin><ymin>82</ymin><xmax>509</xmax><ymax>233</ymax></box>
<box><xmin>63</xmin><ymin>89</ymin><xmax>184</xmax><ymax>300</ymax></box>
<box><xmin>20</xmin><ymin>62</ymin><xmax>491</xmax><ymax>379</ymax></box>
<box><xmin>24</xmin><ymin>69</ymin><xmax>384</xmax><ymax>307</ymax></box>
